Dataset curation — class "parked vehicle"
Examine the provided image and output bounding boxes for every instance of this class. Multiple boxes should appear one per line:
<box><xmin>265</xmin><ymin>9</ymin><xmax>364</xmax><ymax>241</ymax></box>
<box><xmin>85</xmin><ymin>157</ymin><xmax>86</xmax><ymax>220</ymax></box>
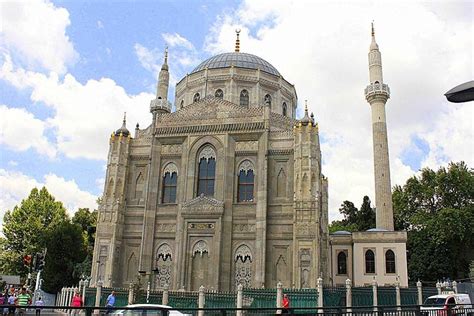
<box><xmin>421</xmin><ymin>294</ymin><xmax>473</xmax><ymax>316</ymax></box>
<box><xmin>111</xmin><ymin>304</ymin><xmax>192</xmax><ymax>316</ymax></box>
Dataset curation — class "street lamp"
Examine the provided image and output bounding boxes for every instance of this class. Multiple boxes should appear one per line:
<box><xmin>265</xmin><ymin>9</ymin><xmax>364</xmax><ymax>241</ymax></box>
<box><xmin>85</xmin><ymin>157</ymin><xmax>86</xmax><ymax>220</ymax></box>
<box><xmin>445</xmin><ymin>81</ymin><xmax>474</xmax><ymax>103</ymax></box>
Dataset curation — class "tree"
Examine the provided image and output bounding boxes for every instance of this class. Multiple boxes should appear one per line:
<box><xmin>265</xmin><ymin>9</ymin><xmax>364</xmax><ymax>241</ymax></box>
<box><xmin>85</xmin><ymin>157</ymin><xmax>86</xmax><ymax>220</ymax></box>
<box><xmin>1</xmin><ymin>187</ymin><xmax>68</xmax><ymax>277</ymax></box>
<box><xmin>329</xmin><ymin>196</ymin><xmax>376</xmax><ymax>232</ymax></box>
<box><xmin>393</xmin><ymin>162</ymin><xmax>474</xmax><ymax>281</ymax></box>
<box><xmin>72</xmin><ymin>208</ymin><xmax>97</xmax><ymax>279</ymax></box>
<box><xmin>42</xmin><ymin>221</ymin><xmax>87</xmax><ymax>293</ymax></box>
<box><xmin>357</xmin><ymin>196</ymin><xmax>376</xmax><ymax>231</ymax></box>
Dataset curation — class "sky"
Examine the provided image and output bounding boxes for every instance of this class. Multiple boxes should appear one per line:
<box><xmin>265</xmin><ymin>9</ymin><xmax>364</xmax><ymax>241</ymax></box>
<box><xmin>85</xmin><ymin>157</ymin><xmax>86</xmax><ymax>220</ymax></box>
<box><xmin>0</xmin><ymin>0</ymin><xmax>472</xmax><ymax>226</ymax></box>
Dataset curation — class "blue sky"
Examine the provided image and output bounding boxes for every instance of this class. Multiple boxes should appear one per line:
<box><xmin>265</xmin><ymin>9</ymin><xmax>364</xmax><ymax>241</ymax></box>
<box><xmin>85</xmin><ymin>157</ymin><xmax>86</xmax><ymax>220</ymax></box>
<box><xmin>0</xmin><ymin>0</ymin><xmax>472</xmax><ymax>223</ymax></box>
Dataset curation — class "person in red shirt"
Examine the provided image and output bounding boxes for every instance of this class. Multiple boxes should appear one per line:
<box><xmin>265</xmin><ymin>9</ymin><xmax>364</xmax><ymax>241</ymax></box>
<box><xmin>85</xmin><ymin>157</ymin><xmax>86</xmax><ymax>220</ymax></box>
<box><xmin>71</xmin><ymin>292</ymin><xmax>83</xmax><ymax>315</ymax></box>
<box><xmin>282</xmin><ymin>294</ymin><xmax>290</xmax><ymax>314</ymax></box>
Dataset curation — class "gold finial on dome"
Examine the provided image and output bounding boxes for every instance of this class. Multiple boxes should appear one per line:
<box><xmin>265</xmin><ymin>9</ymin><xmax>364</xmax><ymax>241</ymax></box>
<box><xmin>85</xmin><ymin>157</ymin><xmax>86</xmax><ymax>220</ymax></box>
<box><xmin>235</xmin><ymin>29</ymin><xmax>241</xmax><ymax>52</ymax></box>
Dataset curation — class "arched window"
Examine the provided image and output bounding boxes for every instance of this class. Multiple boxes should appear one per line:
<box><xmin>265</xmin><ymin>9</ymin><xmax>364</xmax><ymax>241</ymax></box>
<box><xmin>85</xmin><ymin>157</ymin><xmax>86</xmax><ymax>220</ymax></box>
<box><xmin>264</xmin><ymin>94</ymin><xmax>272</xmax><ymax>106</ymax></box>
<box><xmin>385</xmin><ymin>250</ymin><xmax>396</xmax><ymax>274</ymax></box>
<box><xmin>162</xmin><ymin>163</ymin><xmax>178</xmax><ymax>203</ymax></box>
<box><xmin>180</xmin><ymin>100</ymin><xmax>184</xmax><ymax>109</ymax></box>
<box><xmin>197</xmin><ymin>147</ymin><xmax>216</xmax><ymax>197</ymax></box>
<box><xmin>337</xmin><ymin>251</ymin><xmax>347</xmax><ymax>275</ymax></box>
<box><xmin>155</xmin><ymin>244</ymin><xmax>172</xmax><ymax>289</ymax></box>
<box><xmin>282</xmin><ymin>102</ymin><xmax>287</xmax><ymax>117</ymax></box>
<box><xmin>238</xmin><ymin>160</ymin><xmax>255</xmax><ymax>202</ymax></box>
<box><xmin>234</xmin><ymin>245</ymin><xmax>252</xmax><ymax>288</ymax></box>
<box><xmin>215</xmin><ymin>89</ymin><xmax>224</xmax><ymax>99</ymax></box>
<box><xmin>240</xmin><ymin>90</ymin><xmax>249</xmax><ymax>107</ymax></box>
<box><xmin>365</xmin><ymin>249</ymin><xmax>375</xmax><ymax>274</ymax></box>
<box><xmin>193</xmin><ymin>93</ymin><xmax>200</xmax><ymax>102</ymax></box>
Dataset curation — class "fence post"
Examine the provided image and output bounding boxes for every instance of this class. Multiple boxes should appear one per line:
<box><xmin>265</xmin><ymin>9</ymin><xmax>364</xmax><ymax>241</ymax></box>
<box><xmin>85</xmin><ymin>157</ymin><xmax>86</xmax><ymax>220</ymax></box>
<box><xmin>79</xmin><ymin>280</ymin><xmax>84</xmax><ymax>295</ymax></box>
<box><xmin>162</xmin><ymin>284</ymin><xmax>169</xmax><ymax>306</ymax></box>
<box><xmin>417</xmin><ymin>280</ymin><xmax>423</xmax><ymax>305</ymax></box>
<box><xmin>236</xmin><ymin>284</ymin><xmax>243</xmax><ymax>316</ymax></box>
<box><xmin>146</xmin><ymin>281</ymin><xmax>151</xmax><ymax>303</ymax></box>
<box><xmin>82</xmin><ymin>280</ymin><xmax>89</xmax><ymax>305</ymax></box>
<box><xmin>65</xmin><ymin>287</ymin><xmax>72</xmax><ymax>312</ymax></box>
<box><xmin>346</xmin><ymin>278</ymin><xmax>352</xmax><ymax>312</ymax></box>
<box><xmin>436</xmin><ymin>282</ymin><xmax>442</xmax><ymax>295</ymax></box>
<box><xmin>198</xmin><ymin>285</ymin><xmax>205</xmax><ymax>316</ymax></box>
<box><xmin>128</xmin><ymin>282</ymin><xmax>134</xmax><ymax>305</ymax></box>
<box><xmin>276</xmin><ymin>281</ymin><xmax>283</xmax><ymax>314</ymax></box>
<box><xmin>452</xmin><ymin>281</ymin><xmax>457</xmax><ymax>294</ymax></box>
<box><xmin>94</xmin><ymin>281</ymin><xmax>102</xmax><ymax>315</ymax></box>
<box><xmin>62</xmin><ymin>287</ymin><xmax>67</xmax><ymax>309</ymax></box>
<box><xmin>317</xmin><ymin>277</ymin><xmax>324</xmax><ymax>313</ymax></box>
<box><xmin>372</xmin><ymin>278</ymin><xmax>378</xmax><ymax>311</ymax></box>
<box><xmin>396</xmin><ymin>278</ymin><xmax>401</xmax><ymax>311</ymax></box>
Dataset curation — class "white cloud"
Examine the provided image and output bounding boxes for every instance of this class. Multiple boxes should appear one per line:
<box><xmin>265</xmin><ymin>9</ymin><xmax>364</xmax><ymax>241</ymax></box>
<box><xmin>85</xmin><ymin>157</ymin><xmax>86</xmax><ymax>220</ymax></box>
<box><xmin>0</xmin><ymin>0</ymin><xmax>78</xmax><ymax>74</ymax></box>
<box><xmin>162</xmin><ymin>33</ymin><xmax>195</xmax><ymax>50</ymax></box>
<box><xmin>134</xmin><ymin>43</ymin><xmax>162</xmax><ymax>74</ymax></box>
<box><xmin>0</xmin><ymin>104</ymin><xmax>56</xmax><ymax>158</ymax></box>
<box><xmin>0</xmin><ymin>169</ymin><xmax>98</xmax><ymax>226</ymax></box>
<box><xmin>0</xmin><ymin>55</ymin><xmax>153</xmax><ymax>160</ymax></box>
<box><xmin>204</xmin><ymin>0</ymin><xmax>473</xmax><ymax>219</ymax></box>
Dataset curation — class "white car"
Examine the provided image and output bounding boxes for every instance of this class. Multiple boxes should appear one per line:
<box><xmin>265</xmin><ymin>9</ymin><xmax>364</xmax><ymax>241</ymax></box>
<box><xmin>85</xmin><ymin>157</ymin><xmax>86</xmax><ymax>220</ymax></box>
<box><xmin>421</xmin><ymin>294</ymin><xmax>473</xmax><ymax>316</ymax></box>
<box><xmin>111</xmin><ymin>304</ymin><xmax>192</xmax><ymax>316</ymax></box>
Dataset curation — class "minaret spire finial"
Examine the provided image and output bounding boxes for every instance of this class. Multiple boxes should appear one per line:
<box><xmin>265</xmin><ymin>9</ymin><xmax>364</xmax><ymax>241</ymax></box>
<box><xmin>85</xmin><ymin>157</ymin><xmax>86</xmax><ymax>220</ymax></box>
<box><xmin>164</xmin><ymin>46</ymin><xmax>168</xmax><ymax>64</ymax></box>
<box><xmin>123</xmin><ymin>112</ymin><xmax>126</xmax><ymax>124</ymax></box>
<box><xmin>304</xmin><ymin>100</ymin><xmax>308</xmax><ymax>113</ymax></box>
<box><xmin>235</xmin><ymin>29</ymin><xmax>241</xmax><ymax>52</ymax></box>
<box><xmin>371</xmin><ymin>20</ymin><xmax>375</xmax><ymax>37</ymax></box>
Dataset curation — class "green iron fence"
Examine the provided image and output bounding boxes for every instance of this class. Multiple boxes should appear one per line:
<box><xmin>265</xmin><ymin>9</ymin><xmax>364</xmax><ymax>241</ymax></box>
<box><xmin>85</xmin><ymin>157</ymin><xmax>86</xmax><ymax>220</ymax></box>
<box><xmin>168</xmin><ymin>290</ymin><xmax>199</xmax><ymax>309</ymax></box>
<box><xmin>378</xmin><ymin>287</ymin><xmax>396</xmax><ymax>306</ymax></box>
<box><xmin>352</xmin><ymin>286</ymin><xmax>373</xmax><ymax>307</ymax></box>
<box><xmin>422</xmin><ymin>287</ymin><xmax>438</xmax><ymax>303</ymax></box>
<box><xmin>285</xmin><ymin>288</ymin><xmax>318</xmax><ymax>314</ymax></box>
<box><xmin>84</xmin><ymin>287</ymin><xmax>96</xmax><ymax>307</ymax></box>
<box><xmin>205</xmin><ymin>291</ymin><xmax>236</xmax><ymax>309</ymax></box>
<box><xmin>136</xmin><ymin>290</ymin><xmax>163</xmax><ymax>304</ymax></box>
<box><xmin>323</xmin><ymin>286</ymin><xmax>345</xmax><ymax>307</ymax></box>
<box><xmin>100</xmin><ymin>287</ymin><xmax>129</xmax><ymax>307</ymax></box>
<box><xmin>401</xmin><ymin>287</ymin><xmax>418</xmax><ymax>305</ymax></box>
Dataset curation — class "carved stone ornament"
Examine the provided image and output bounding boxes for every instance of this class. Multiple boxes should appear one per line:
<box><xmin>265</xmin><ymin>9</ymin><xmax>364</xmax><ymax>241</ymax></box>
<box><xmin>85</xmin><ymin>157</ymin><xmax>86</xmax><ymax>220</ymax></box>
<box><xmin>238</xmin><ymin>160</ymin><xmax>254</xmax><ymax>173</ymax></box>
<box><xmin>198</xmin><ymin>146</ymin><xmax>216</xmax><ymax>161</ymax></box>
<box><xmin>235</xmin><ymin>141</ymin><xmax>258</xmax><ymax>152</ymax></box>
<box><xmin>233</xmin><ymin>224</ymin><xmax>256</xmax><ymax>232</ymax></box>
<box><xmin>188</xmin><ymin>223</ymin><xmax>215</xmax><ymax>230</ymax></box>
<box><xmin>157</xmin><ymin>243</ymin><xmax>172</xmax><ymax>258</ymax></box>
<box><xmin>181</xmin><ymin>195</ymin><xmax>224</xmax><ymax>215</ymax></box>
<box><xmin>157</xmin><ymin>224</ymin><xmax>176</xmax><ymax>232</ymax></box>
<box><xmin>161</xmin><ymin>144</ymin><xmax>182</xmax><ymax>155</ymax></box>
<box><xmin>192</xmin><ymin>240</ymin><xmax>209</xmax><ymax>257</ymax></box>
<box><xmin>235</xmin><ymin>245</ymin><xmax>252</xmax><ymax>261</ymax></box>
<box><xmin>163</xmin><ymin>162</ymin><xmax>178</xmax><ymax>175</ymax></box>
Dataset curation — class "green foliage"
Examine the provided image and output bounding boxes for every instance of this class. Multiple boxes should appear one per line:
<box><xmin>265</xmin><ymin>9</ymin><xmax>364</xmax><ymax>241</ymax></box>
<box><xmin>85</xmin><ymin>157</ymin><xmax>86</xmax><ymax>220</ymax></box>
<box><xmin>71</xmin><ymin>208</ymin><xmax>97</xmax><ymax>280</ymax></box>
<box><xmin>329</xmin><ymin>196</ymin><xmax>376</xmax><ymax>232</ymax></box>
<box><xmin>42</xmin><ymin>221</ymin><xmax>87</xmax><ymax>293</ymax></box>
<box><xmin>393</xmin><ymin>162</ymin><xmax>474</xmax><ymax>281</ymax></box>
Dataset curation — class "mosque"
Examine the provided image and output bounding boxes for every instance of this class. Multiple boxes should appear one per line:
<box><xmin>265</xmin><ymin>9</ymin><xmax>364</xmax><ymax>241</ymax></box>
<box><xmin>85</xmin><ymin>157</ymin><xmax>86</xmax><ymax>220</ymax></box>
<box><xmin>91</xmin><ymin>25</ymin><xmax>408</xmax><ymax>291</ymax></box>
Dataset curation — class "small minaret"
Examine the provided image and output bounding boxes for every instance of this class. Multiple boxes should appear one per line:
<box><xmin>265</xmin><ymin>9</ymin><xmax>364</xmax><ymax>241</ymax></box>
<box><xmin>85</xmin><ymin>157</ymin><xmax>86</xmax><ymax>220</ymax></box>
<box><xmin>150</xmin><ymin>47</ymin><xmax>171</xmax><ymax>123</ymax></box>
<box><xmin>364</xmin><ymin>23</ymin><xmax>394</xmax><ymax>230</ymax></box>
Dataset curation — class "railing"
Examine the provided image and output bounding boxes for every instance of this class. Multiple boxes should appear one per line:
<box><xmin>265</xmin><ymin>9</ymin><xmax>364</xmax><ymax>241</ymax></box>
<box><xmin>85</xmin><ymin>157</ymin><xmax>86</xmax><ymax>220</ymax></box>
<box><xmin>365</xmin><ymin>82</ymin><xmax>390</xmax><ymax>96</ymax></box>
<box><xmin>3</xmin><ymin>304</ymin><xmax>473</xmax><ymax>316</ymax></box>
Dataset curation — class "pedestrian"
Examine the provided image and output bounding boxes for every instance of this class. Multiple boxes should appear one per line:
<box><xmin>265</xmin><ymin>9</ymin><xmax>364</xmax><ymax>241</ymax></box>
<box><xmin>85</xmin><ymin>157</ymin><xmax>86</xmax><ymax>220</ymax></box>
<box><xmin>15</xmin><ymin>287</ymin><xmax>31</xmax><ymax>316</ymax></box>
<box><xmin>282</xmin><ymin>293</ymin><xmax>290</xmax><ymax>314</ymax></box>
<box><xmin>71</xmin><ymin>291</ymin><xmax>83</xmax><ymax>315</ymax></box>
<box><xmin>105</xmin><ymin>291</ymin><xmax>115</xmax><ymax>314</ymax></box>
<box><xmin>7</xmin><ymin>291</ymin><xmax>15</xmax><ymax>316</ymax></box>
<box><xmin>35</xmin><ymin>296</ymin><xmax>44</xmax><ymax>316</ymax></box>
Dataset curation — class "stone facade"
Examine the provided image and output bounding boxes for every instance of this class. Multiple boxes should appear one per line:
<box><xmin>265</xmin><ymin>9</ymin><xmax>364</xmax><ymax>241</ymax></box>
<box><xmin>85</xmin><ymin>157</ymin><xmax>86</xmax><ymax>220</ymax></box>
<box><xmin>91</xmin><ymin>48</ymin><xmax>330</xmax><ymax>291</ymax></box>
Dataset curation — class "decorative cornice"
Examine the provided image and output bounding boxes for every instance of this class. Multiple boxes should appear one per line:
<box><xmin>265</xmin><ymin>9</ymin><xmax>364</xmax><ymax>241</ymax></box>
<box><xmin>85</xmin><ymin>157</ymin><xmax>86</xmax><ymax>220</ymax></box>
<box><xmin>268</xmin><ymin>149</ymin><xmax>293</xmax><ymax>156</ymax></box>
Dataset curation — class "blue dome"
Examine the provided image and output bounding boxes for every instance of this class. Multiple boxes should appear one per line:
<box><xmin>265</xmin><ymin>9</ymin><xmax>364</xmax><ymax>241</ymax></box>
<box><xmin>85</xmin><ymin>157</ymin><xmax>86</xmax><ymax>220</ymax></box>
<box><xmin>191</xmin><ymin>52</ymin><xmax>280</xmax><ymax>76</ymax></box>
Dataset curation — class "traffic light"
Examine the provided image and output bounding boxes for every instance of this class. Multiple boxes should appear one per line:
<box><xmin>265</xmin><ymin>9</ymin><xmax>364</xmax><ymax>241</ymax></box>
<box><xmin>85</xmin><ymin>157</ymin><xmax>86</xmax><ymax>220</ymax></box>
<box><xmin>23</xmin><ymin>255</ymin><xmax>32</xmax><ymax>267</ymax></box>
<box><xmin>35</xmin><ymin>253</ymin><xmax>45</xmax><ymax>271</ymax></box>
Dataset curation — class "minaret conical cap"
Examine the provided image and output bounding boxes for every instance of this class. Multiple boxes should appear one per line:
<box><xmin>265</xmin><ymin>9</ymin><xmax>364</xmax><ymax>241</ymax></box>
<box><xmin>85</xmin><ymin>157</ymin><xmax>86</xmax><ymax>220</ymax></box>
<box><xmin>370</xmin><ymin>21</ymin><xmax>379</xmax><ymax>51</ymax></box>
<box><xmin>161</xmin><ymin>46</ymin><xmax>169</xmax><ymax>71</ymax></box>
<box><xmin>115</xmin><ymin>112</ymin><xmax>130</xmax><ymax>136</ymax></box>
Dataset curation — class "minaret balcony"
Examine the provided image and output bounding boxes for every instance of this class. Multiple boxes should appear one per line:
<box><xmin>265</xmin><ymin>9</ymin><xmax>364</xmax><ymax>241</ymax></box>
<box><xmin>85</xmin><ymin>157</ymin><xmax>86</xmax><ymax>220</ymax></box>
<box><xmin>150</xmin><ymin>98</ymin><xmax>172</xmax><ymax>113</ymax></box>
<box><xmin>365</xmin><ymin>82</ymin><xmax>390</xmax><ymax>100</ymax></box>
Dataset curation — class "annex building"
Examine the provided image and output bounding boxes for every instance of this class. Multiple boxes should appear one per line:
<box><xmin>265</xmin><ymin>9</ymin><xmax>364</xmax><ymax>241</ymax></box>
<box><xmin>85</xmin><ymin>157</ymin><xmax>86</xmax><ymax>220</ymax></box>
<box><xmin>92</xmin><ymin>26</ymin><xmax>408</xmax><ymax>291</ymax></box>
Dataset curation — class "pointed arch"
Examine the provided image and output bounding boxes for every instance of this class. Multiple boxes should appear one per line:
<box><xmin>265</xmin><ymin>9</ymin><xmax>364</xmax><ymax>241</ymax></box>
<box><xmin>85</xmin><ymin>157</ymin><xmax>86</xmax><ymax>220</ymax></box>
<box><xmin>277</xmin><ymin>168</ymin><xmax>287</xmax><ymax>197</ymax></box>
<box><xmin>385</xmin><ymin>249</ymin><xmax>396</xmax><ymax>274</ymax></box>
<box><xmin>238</xmin><ymin>160</ymin><xmax>255</xmax><ymax>202</ymax></box>
<box><xmin>162</xmin><ymin>163</ymin><xmax>178</xmax><ymax>204</ymax></box>
<box><xmin>337</xmin><ymin>251</ymin><xmax>347</xmax><ymax>275</ymax></box>
<box><xmin>155</xmin><ymin>244</ymin><xmax>173</xmax><ymax>288</ymax></box>
<box><xmin>264</xmin><ymin>94</ymin><xmax>272</xmax><ymax>106</ymax></box>
<box><xmin>215</xmin><ymin>89</ymin><xmax>224</xmax><ymax>99</ymax></box>
<box><xmin>107</xmin><ymin>178</ymin><xmax>114</xmax><ymax>197</ymax></box>
<box><xmin>197</xmin><ymin>146</ymin><xmax>216</xmax><ymax>197</ymax></box>
<box><xmin>234</xmin><ymin>245</ymin><xmax>252</xmax><ymax>288</ymax></box>
<box><xmin>134</xmin><ymin>172</ymin><xmax>144</xmax><ymax>200</ymax></box>
<box><xmin>193</xmin><ymin>93</ymin><xmax>200</xmax><ymax>102</ymax></box>
<box><xmin>282</xmin><ymin>102</ymin><xmax>287</xmax><ymax>116</ymax></box>
<box><xmin>240</xmin><ymin>89</ymin><xmax>249</xmax><ymax>107</ymax></box>
<box><xmin>365</xmin><ymin>249</ymin><xmax>375</xmax><ymax>274</ymax></box>
<box><xmin>127</xmin><ymin>253</ymin><xmax>138</xmax><ymax>281</ymax></box>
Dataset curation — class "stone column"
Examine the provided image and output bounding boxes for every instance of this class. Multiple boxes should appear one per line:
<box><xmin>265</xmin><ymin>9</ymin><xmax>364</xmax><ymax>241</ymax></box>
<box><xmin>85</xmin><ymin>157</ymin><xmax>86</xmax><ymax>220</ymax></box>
<box><xmin>162</xmin><ymin>284</ymin><xmax>169</xmax><ymax>306</ymax></box>
<box><xmin>94</xmin><ymin>281</ymin><xmax>103</xmax><ymax>315</ymax></box>
<box><xmin>436</xmin><ymin>282</ymin><xmax>442</xmax><ymax>295</ymax></box>
<box><xmin>345</xmin><ymin>279</ymin><xmax>352</xmax><ymax>312</ymax></box>
<box><xmin>452</xmin><ymin>281</ymin><xmax>457</xmax><ymax>294</ymax></box>
<box><xmin>416</xmin><ymin>281</ymin><xmax>423</xmax><ymax>305</ymax></box>
<box><xmin>79</xmin><ymin>280</ymin><xmax>84</xmax><ymax>295</ymax></box>
<box><xmin>317</xmin><ymin>277</ymin><xmax>323</xmax><ymax>313</ymax></box>
<box><xmin>236</xmin><ymin>284</ymin><xmax>243</xmax><ymax>316</ymax></box>
<box><xmin>372</xmin><ymin>279</ymin><xmax>378</xmax><ymax>311</ymax></box>
<box><xmin>82</xmin><ymin>280</ymin><xmax>89</xmax><ymax>306</ymax></box>
<box><xmin>146</xmin><ymin>281</ymin><xmax>151</xmax><ymax>303</ymax></box>
<box><xmin>198</xmin><ymin>285</ymin><xmax>205</xmax><ymax>316</ymax></box>
<box><xmin>276</xmin><ymin>282</ymin><xmax>283</xmax><ymax>314</ymax></box>
<box><xmin>395</xmin><ymin>279</ymin><xmax>401</xmax><ymax>311</ymax></box>
<box><xmin>128</xmin><ymin>283</ymin><xmax>134</xmax><ymax>305</ymax></box>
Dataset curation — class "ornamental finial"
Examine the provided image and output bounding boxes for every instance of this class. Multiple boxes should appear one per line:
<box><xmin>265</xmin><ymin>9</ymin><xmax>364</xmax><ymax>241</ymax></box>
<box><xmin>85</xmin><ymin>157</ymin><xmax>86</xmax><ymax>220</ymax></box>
<box><xmin>235</xmin><ymin>29</ymin><xmax>241</xmax><ymax>52</ymax></box>
<box><xmin>371</xmin><ymin>20</ymin><xmax>375</xmax><ymax>37</ymax></box>
<box><xmin>164</xmin><ymin>46</ymin><xmax>168</xmax><ymax>64</ymax></box>
<box><xmin>123</xmin><ymin>112</ymin><xmax>127</xmax><ymax>124</ymax></box>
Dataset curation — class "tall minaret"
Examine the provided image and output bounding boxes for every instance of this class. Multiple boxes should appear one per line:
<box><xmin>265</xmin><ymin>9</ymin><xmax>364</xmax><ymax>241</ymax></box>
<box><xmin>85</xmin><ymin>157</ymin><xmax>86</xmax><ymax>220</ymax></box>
<box><xmin>150</xmin><ymin>47</ymin><xmax>171</xmax><ymax>122</ymax></box>
<box><xmin>364</xmin><ymin>23</ymin><xmax>394</xmax><ymax>230</ymax></box>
